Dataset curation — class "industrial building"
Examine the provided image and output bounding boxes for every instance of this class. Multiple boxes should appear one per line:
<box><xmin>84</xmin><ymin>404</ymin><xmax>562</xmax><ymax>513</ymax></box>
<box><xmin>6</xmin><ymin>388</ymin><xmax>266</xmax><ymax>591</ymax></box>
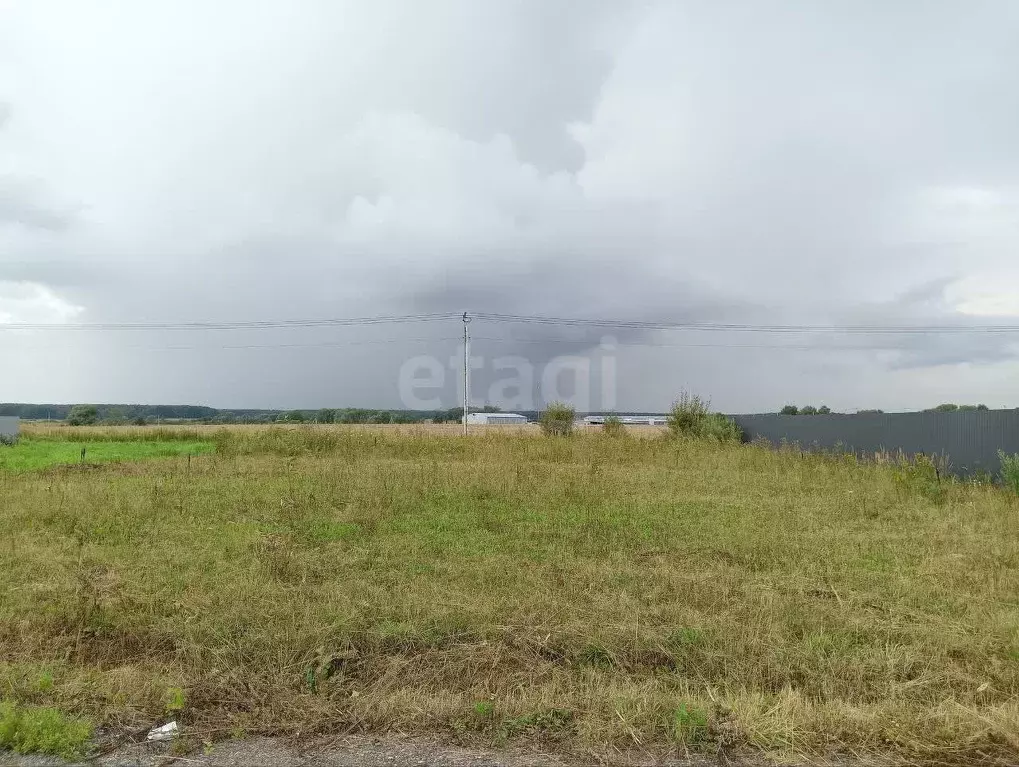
<box><xmin>466</xmin><ymin>412</ymin><xmax>528</xmax><ymax>425</ymax></box>
<box><xmin>584</xmin><ymin>415</ymin><xmax>667</xmax><ymax>426</ymax></box>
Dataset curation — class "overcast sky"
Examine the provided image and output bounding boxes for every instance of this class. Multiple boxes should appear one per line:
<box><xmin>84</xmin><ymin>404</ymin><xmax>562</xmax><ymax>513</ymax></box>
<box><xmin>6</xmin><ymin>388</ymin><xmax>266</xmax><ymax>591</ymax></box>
<box><xmin>2</xmin><ymin>0</ymin><xmax>1018</xmax><ymax>412</ymax></box>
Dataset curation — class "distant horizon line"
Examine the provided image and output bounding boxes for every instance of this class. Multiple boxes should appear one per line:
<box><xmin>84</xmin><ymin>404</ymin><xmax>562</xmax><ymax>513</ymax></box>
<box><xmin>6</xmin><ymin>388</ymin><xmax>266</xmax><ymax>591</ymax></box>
<box><xmin>2</xmin><ymin>402</ymin><xmax>1015</xmax><ymax>417</ymax></box>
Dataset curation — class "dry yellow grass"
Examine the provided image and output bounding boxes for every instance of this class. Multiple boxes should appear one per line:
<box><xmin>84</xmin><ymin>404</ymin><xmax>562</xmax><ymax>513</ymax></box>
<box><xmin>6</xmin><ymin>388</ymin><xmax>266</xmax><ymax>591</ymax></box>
<box><xmin>19</xmin><ymin>422</ymin><xmax>667</xmax><ymax>439</ymax></box>
<box><xmin>1</xmin><ymin>425</ymin><xmax>1017</xmax><ymax>763</ymax></box>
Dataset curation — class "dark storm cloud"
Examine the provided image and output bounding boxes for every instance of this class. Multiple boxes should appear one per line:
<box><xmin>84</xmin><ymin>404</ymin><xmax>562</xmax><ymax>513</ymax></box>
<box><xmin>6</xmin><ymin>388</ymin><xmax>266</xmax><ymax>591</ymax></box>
<box><xmin>1</xmin><ymin>0</ymin><xmax>1018</xmax><ymax>409</ymax></box>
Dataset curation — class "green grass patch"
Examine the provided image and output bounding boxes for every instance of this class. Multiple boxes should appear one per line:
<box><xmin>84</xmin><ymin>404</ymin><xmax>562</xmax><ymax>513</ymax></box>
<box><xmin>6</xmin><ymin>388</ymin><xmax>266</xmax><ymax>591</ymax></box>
<box><xmin>0</xmin><ymin>439</ymin><xmax>213</xmax><ymax>471</ymax></box>
<box><xmin>671</xmin><ymin>703</ymin><xmax>710</xmax><ymax>745</ymax></box>
<box><xmin>0</xmin><ymin>699</ymin><xmax>92</xmax><ymax>760</ymax></box>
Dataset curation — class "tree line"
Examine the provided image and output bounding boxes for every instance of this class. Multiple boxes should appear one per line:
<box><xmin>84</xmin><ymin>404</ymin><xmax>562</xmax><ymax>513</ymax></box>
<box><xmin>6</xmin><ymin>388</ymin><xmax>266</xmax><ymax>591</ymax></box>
<box><xmin>1</xmin><ymin>401</ymin><xmax>1003</xmax><ymax>426</ymax></box>
<box><xmin>779</xmin><ymin>403</ymin><xmax>991</xmax><ymax>415</ymax></box>
<box><xmin>0</xmin><ymin>403</ymin><xmax>483</xmax><ymax>426</ymax></box>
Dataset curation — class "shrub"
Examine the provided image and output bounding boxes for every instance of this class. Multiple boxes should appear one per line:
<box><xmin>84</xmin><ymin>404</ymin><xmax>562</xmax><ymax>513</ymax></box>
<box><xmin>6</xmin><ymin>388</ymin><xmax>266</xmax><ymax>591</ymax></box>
<box><xmin>668</xmin><ymin>392</ymin><xmax>711</xmax><ymax>433</ymax></box>
<box><xmin>602</xmin><ymin>414</ymin><xmax>625</xmax><ymax>437</ymax></box>
<box><xmin>699</xmin><ymin>412</ymin><xmax>743</xmax><ymax>442</ymax></box>
<box><xmin>998</xmin><ymin>451</ymin><xmax>1019</xmax><ymax>495</ymax></box>
<box><xmin>540</xmin><ymin>402</ymin><xmax>575</xmax><ymax>437</ymax></box>
<box><xmin>667</xmin><ymin>393</ymin><xmax>742</xmax><ymax>442</ymax></box>
<box><xmin>892</xmin><ymin>453</ymin><xmax>948</xmax><ymax>506</ymax></box>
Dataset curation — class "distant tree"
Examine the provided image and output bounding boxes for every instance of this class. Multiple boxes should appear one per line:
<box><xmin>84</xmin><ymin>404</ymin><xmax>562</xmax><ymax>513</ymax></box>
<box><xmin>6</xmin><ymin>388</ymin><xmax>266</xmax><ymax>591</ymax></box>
<box><xmin>780</xmin><ymin>405</ymin><xmax>799</xmax><ymax>415</ymax></box>
<box><xmin>66</xmin><ymin>404</ymin><xmax>98</xmax><ymax>426</ymax></box>
<box><xmin>857</xmin><ymin>409</ymin><xmax>884</xmax><ymax>414</ymax></box>
<box><xmin>799</xmin><ymin>405</ymin><xmax>819</xmax><ymax>415</ymax></box>
<box><xmin>337</xmin><ymin>409</ymin><xmax>374</xmax><ymax>424</ymax></box>
<box><xmin>444</xmin><ymin>407</ymin><xmax>464</xmax><ymax>423</ymax></box>
<box><xmin>281</xmin><ymin>410</ymin><xmax>307</xmax><ymax>423</ymax></box>
<box><xmin>316</xmin><ymin>408</ymin><xmax>336</xmax><ymax>424</ymax></box>
<box><xmin>133</xmin><ymin>416</ymin><xmax>147</xmax><ymax>426</ymax></box>
<box><xmin>817</xmin><ymin>405</ymin><xmax>831</xmax><ymax>414</ymax></box>
<box><xmin>480</xmin><ymin>404</ymin><xmax>502</xmax><ymax>413</ymax></box>
<box><xmin>103</xmin><ymin>407</ymin><xmax>128</xmax><ymax>425</ymax></box>
<box><xmin>925</xmin><ymin>403</ymin><xmax>988</xmax><ymax>413</ymax></box>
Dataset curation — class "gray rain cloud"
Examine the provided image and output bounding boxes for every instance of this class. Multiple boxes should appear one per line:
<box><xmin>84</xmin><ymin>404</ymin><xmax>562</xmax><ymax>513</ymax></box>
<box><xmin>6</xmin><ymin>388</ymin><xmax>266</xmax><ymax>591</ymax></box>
<box><xmin>1</xmin><ymin>0</ymin><xmax>1018</xmax><ymax>411</ymax></box>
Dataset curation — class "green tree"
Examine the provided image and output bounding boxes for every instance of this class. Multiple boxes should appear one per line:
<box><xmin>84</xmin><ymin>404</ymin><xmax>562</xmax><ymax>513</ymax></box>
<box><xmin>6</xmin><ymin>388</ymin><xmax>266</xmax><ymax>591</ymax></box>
<box><xmin>799</xmin><ymin>405</ymin><xmax>818</xmax><ymax>415</ymax></box>
<box><xmin>316</xmin><ymin>408</ymin><xmax>336</xmax><ymax>424</ymax></box>
<box><xmin>817</xmin><ymin>405</ymin><xmax>831</xmax><ymax>414</ymax></box>
<box><xmin>104</xmin><ymin>407</ymin><xmax>128</xmax><ymax>425</ymax></box>
<box><xmin>780</xmin><ymin>405</ymin><xmax>799</xmax><ymax>415</ymax></box>
<box><xmin>66</xmin><ymin>405</ymin><xmax>98</xmax><ymax>426</ymax></box>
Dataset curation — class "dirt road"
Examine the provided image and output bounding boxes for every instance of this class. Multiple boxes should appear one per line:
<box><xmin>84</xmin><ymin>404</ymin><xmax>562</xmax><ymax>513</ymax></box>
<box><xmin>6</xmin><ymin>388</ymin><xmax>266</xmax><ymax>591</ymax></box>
<box><xmin>0</xmin><ymin>735</ymin><xmax>733</xmax><ymax>767</ymax></box>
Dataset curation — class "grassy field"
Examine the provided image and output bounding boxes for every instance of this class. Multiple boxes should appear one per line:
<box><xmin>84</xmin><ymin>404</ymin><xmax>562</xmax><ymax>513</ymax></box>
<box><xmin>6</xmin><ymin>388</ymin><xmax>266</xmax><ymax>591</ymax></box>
<box><xmin>0</xmin><ymin>437</ymin><xmax>214</xmax><ymax>471</ymax></box>
<box><xmin>1</xmin><ymin>425</ymin><xmax>1017</xmax><ymax>764</ymax></box>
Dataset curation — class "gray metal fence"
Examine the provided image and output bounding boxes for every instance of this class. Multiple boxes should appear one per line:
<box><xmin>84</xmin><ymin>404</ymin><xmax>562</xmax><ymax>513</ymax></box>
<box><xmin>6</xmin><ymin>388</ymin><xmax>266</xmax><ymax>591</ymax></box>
<box><xmin>0</xmin><ymin>416</ymin><xmax>19</xmax><ymax>442</ymax></box>
<box><xmin>729</xmin><ymin>410</ymin><xmax>1019</xmax><ymax>476</ymax></box>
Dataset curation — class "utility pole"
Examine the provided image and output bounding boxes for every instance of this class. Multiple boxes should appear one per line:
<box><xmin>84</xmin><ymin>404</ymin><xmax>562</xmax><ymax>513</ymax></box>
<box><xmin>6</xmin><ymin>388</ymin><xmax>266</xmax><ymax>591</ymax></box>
<box><xmin>462</xmin><ymin>312</ymin><xmax>471</xmax><ymax>436</ymax></box>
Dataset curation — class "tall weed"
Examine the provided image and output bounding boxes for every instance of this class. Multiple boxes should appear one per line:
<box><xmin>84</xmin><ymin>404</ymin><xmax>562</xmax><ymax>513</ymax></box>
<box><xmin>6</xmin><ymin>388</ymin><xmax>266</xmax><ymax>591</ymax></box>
<box><xmin>999</xmin><ymin>450</ymin><xmax>1019</xmax><ymax>495</ymax></box>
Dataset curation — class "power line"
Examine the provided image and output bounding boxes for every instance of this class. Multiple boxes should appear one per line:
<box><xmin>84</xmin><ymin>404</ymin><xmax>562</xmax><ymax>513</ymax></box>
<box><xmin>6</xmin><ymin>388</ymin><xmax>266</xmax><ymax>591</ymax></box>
<box><xmin>3</xmin><ymin>309</ymin><xmax>1019</xmax><ymax>337</ymax></box>
<box><xmin>132</xmin><ymin>336</ymin><xmax>465</xmax><ymax>351</ymax></box>
<box><xmin>0</xmin><ymin>312</ymin><xmax>459</xmax><ymax>332</ymax></box>
<box><xmin>467</xmin><ymin>336</ymin><xmax>988</xmax><ymax>351</ymax></box>
<box><xmin>5</xmin><ymin>334</ymin><xmax>995</xmax><ymax>353</ymax></box>
<box><xmin>472</xmin><ymin>312</ymin><xmax>1019</xmax><ymax>335</ymax></box>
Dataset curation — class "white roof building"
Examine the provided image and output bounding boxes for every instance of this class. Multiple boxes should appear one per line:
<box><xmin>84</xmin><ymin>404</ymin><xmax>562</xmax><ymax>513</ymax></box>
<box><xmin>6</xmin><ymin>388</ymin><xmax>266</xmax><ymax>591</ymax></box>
<box><xmin>465</xmin><ymin>412</ymin><xmax>528</xmax><ymax>425</ymax></box>
<box><xmin>584</xmin><ymin>415</ymin><xmax>667</xmax><ymax>426</ymax></box>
